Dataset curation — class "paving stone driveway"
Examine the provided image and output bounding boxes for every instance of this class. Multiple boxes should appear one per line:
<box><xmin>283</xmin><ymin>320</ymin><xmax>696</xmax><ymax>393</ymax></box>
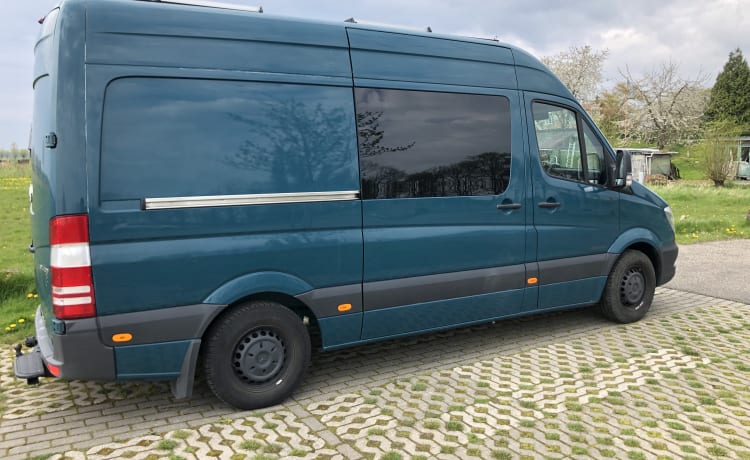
<box><xmin>1</xmin><ymin>287</ymin><xmax>749</xmax><ymax>459</ymax></box>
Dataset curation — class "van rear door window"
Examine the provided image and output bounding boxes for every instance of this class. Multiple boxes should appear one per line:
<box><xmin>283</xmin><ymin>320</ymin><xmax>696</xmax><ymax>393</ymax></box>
<box><xmin>354</xmin><ymin>88</ymin><xmax>512</xmax><ymax>199</ymax></box>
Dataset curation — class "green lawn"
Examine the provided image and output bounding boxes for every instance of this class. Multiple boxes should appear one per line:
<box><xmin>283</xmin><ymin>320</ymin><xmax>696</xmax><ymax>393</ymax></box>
<box><xmin>0</xmin><ymin>163</ymin><xmax>748</xmax><ymax>345</ymax></box>
<box><xmin>0</xmin><ymin>164</ymin><xmax>36</xmax><ymax>344</ymax></box>
<box><xmin>651</xmin><ymin>181</ymin><xmax>750</xmax><ymax>244</ymax></box>
<box><xmin>670</xmin><ymin>153</ymin><xmax>705</xmax><ymax>180</ymax></box>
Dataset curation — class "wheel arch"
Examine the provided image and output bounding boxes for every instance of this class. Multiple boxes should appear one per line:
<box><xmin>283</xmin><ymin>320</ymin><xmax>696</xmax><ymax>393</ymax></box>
<box><xmin>200</xmin><ymin>271</ymin><xmax>323</xmax><ymax>349</ymax></box>
<box><xmin>621</xmin><ymin>242</ymin><xmax>659</xmax><ymax>282</ymax></box>
<box><xmin>202</xmin><ymin>291</ymin><xmax>323</xmax><ymax>351</ymax></box>
<box><xmin>607</xmin><ymin>228</ymin><xmax>663</xmax><ymax>283</ymax></box>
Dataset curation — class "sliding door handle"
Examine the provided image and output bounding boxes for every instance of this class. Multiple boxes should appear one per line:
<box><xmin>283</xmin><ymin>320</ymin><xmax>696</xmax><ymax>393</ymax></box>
<box><xmin>538</xmin><ymin>201</ymin><xmax>561</xmax><ymax>209</ymax></box>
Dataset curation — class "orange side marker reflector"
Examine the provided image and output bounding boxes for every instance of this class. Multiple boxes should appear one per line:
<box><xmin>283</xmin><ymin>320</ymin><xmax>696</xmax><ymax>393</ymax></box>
<box><xmin>337</xmin><ymin>303</ymin><xmax>352</xmax><ymax>312</ymax></box>
<box><xmin>527</xmin><ymin>277</ymin><xmax>538</xmax><ymax>285</ymax></box>
<box><xmin>112</xmin><ymin>333</ymin><xmax>133</xmax><ymax>343</ymax></box>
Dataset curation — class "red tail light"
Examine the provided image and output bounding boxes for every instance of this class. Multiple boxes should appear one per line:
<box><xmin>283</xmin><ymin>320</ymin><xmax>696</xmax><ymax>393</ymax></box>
<box><xmin>46</xmin><ymin>362</ymin><xmax>61</xmax><ymax>377</ymax></box>
<box><xmin>49</xmin><ymin>215</ymin><xmax>96</xmax><ymax>319</ymax></box>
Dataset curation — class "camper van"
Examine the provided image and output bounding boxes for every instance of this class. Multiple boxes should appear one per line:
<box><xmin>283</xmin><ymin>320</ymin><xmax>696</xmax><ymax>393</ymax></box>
<box><xmin>18</xmin><ymin>0</ymin><xmax>677</xmax><ymax>409</ymax></box>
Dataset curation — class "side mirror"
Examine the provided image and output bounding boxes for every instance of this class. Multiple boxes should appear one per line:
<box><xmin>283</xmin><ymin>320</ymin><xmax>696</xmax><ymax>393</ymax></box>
<box><xmin>613</xmin><ymin>150</ymin><xmax>633</xmax><ymax>189</ymax></box>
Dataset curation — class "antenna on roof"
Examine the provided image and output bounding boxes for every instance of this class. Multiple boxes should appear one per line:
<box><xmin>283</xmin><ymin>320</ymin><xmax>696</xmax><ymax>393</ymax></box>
<box><xmin>345</xmin><ymin>17</ymin><xmax>432</xmax><ymax>33</ymax></box>
<box><xmin>137</xmin><ymin>0</ymin><xmax>263</xmax><ymax>13</ymax></box>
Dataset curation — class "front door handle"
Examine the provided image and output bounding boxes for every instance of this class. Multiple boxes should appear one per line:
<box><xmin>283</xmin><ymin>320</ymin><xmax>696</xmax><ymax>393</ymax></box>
<box><xmin>496</xmin><ymin>203</ymin><xmax>522</xmax><ymax>210</ymax></box>
<box><xmin>538</xmin><ymin>201</ymin><xmax>561</xmax><ymax>209</ymax></box>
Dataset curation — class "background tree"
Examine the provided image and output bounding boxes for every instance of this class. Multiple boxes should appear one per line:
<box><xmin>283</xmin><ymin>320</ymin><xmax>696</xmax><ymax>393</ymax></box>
<box><xmin>542</xmin><ymin>45</ymin><xmax>608</xmax><ymax>104</ymax></box>
<box><xmin>621</xmin><ymin>62</ymin><xmax>708</xmax><ymax>149</ymax></box>
<box><xmin>705</xmin><ymin>48</ymin><xmax>750</xmax><ymax>128</ymax></box>
<box><xmin>593</xmin><ymin>82</ymin><xmax>638</xmax><ymax>144</ymax></box>
<box><xmin>700</xmin><ymin>119</ymin><xmax>743</xmax><ymax>186</ymax></box>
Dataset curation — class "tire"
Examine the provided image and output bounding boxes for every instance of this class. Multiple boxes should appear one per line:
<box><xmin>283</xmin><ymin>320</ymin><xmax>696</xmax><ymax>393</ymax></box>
<box><xmin>203</xmin><ymin>301</ymin><xmax>311</xmax><ymax>409</ymax></box>
<box><xmin>599</xmin><ymin>250</ymin><xmax>656</xmax><ymax>324</ymax></box>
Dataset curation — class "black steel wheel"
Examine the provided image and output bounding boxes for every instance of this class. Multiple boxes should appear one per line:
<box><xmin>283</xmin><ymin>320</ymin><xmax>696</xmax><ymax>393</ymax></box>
<box><xmin>203</xmin><ymin>301</ymin><xmax>310</xmax><ymax>409</ymax></box>
<box><xmin>599</xmin><ymin>250</ymin><xmax>656</xmax><ymax>323</ymax></box>
<box><xmin>232</xmin><ymin>328</ymin><xmax>286</xmax><ymax>383</ymax></box>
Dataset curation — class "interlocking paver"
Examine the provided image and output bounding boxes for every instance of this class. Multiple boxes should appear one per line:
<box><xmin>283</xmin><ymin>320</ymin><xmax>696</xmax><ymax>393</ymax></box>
<box><xmin>1</xmin><ymin>288</ymin><xmax>750</xmax><ymax>459</ymax></box>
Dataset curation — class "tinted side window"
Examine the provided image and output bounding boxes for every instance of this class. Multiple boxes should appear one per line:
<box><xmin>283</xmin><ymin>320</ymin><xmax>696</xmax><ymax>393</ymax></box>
<box><xmin>355</xmin><ymin>88</ymin><xmax>512</xmax><ymax>199</ymax></box>
<box><xmin>101</xmin><ymin>78</ymin><xmax>358</xmax><ymax>201</ymax></box>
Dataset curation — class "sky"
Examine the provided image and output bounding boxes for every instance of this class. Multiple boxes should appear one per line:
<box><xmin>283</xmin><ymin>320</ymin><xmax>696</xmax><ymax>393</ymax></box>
<box><xmin>0</xmin><ymin>0</ymin><xmax>748</xmax><ymax>149</ymax></box>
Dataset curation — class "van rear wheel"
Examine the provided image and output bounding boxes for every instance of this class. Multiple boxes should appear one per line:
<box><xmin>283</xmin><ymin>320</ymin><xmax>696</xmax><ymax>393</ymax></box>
<box><xmin>203</xmin><ymin>301</ymin><xmax>310</xmax><ymax>409</ymax></box>
<box><xmin>599</xmin><ymin>250</ymin><xmax>655</xmax><ymax>323</ymax></box>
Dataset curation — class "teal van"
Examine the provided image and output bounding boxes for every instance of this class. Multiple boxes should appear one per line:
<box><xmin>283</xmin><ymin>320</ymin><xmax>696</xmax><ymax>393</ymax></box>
<box><xmin>18</xmin><ymin>0</ymin><xmax>677</xmax><ymax>409</ymax></box>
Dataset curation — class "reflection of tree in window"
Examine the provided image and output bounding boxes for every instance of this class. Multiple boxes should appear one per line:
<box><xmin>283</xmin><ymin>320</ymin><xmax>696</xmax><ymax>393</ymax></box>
<box><xmin>355</xmin><ymin>88</ymin><xmax>512</xmax><ymax>199</ymax></box>
<box><xmin>362</xmin><ymin>151</ymin><xmax>512</xmax><ymax>199</ymax></box>
<box><xmin>226</xmin><ymin>99</ymin><xmax>355</xmax><ymax>190</ymax></box>
<box><xmin>357</xmin><ymin>111</ymin><xmax>415</xmax><ymax>157</ymax></box>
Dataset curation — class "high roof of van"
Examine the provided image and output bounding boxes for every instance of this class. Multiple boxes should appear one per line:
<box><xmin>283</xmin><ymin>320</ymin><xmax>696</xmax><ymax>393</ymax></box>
<box><xmin>45</xmin><ymin>0</ymin><xmax>575</xmax><ymax>100</ymax></box>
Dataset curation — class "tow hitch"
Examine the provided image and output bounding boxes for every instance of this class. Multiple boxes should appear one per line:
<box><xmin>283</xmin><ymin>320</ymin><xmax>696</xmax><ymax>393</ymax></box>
<box><xmin>13</xmin><ymin>336</ymin><xmax>51</xmax><ymax>385</ymax></box>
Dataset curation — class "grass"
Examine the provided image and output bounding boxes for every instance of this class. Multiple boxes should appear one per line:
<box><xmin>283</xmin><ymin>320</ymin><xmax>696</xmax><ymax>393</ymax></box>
<box><xmin>0</xmin><ymin>163</ymin><xmax>36</xmax><ymax>344</ymax></box>
<box><xmin>670</xmin><ymin>152</ymin><xmax>705</xmax><ymax>181</ymax></box>
<box><xmin>650</xmin><ymin>181</ymin><xmax>750</xmax><ymax>244</ymax></box>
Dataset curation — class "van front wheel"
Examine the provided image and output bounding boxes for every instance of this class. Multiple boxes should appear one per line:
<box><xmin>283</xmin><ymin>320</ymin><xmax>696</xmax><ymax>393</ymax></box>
<box><xmin>203</xmin><ymin>301</ymin><xmax>311</xmax><ymax>409</ymax></box>
<box><xmin>599</xmin><ymin>250</ymin><xmax>656</xmax><ymax>323</ymax></box>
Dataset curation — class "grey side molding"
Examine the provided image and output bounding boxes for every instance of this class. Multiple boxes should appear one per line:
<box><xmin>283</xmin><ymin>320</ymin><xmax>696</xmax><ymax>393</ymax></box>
<box><xmin>170</xmin><ymin>339</ymin><xmax>201</xmax><ymax>400</ymax></box>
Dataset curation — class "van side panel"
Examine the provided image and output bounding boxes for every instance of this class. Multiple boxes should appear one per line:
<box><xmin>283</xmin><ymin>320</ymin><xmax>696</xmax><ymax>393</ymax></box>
<box><xmin>86</xmin><ymin>0</ymin><xmax>351</xmax><ymax>78</ymax></box>
<box><xmin>84</xmin><ymin>2</ymin><xmax>363</xmax><ymax>355</ymax></box>
<box><xmin>88</xmin><ymin>76</ymin><xmax>362</xmax><ymax>315</ymax></box>
<box><xmin>348</xmin><ymin>29</ymin><xmax>517</xmax><ymax>88</ymax></box>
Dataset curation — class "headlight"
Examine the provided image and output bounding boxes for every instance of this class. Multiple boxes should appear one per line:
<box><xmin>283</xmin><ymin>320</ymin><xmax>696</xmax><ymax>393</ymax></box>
<box><xmin>664</xmin><ymin>206</ymin><xmax>675</xmax><ymax>233</ymax></box>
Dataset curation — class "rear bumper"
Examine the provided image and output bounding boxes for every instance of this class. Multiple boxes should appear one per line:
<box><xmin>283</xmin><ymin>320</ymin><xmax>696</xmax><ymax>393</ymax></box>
<box><xmin>657</xmin><ymin>242</ymin><xmax>678</xmax><ymax>286</ymax></box>
<box><xmin>35</xmin><ymin>306</ymin><xmax>116</xmax><ymax>380</ymax></box>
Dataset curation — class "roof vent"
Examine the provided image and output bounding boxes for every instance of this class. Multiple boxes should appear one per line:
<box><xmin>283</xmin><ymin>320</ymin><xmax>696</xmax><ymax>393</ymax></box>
<box><xmin>345</xmin><ymin>17</ymin><xmax>431</xmax><ymax>33</ymax></box>
<box><xmin>137</xmin><ymin>0</ymin><xmax>263</xmax><ymax>13</ymax></box>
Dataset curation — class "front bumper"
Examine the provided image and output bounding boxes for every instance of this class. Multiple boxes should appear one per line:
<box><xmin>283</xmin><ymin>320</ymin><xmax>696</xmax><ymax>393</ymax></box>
<box><xmin>657</xmin><ymin>242</ymin><xmax>679</xmax><ymax>286</ymax></box>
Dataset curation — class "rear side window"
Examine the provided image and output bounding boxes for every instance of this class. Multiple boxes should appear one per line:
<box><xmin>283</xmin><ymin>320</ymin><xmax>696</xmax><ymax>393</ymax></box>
<box><xmin>355</xmin><ymin>88</ymin><xmax>512</xmax><ymax>199</ymax></box>
<box><xmin>100</xmin><ymin>78</ymin><xmax>358</xmax><ymax>201</ymax></box>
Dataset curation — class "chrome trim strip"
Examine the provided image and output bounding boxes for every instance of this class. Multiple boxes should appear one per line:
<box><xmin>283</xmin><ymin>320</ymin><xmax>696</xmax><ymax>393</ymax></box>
<box><xmin>140</xmin><ymin>0</ymin><xmax>263</xmax><ymax>13</ymax></box>
<box><xmin>143</xmin><ymin>191</ymin><xmax>360</xmax><ymax>210</ymax></box>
